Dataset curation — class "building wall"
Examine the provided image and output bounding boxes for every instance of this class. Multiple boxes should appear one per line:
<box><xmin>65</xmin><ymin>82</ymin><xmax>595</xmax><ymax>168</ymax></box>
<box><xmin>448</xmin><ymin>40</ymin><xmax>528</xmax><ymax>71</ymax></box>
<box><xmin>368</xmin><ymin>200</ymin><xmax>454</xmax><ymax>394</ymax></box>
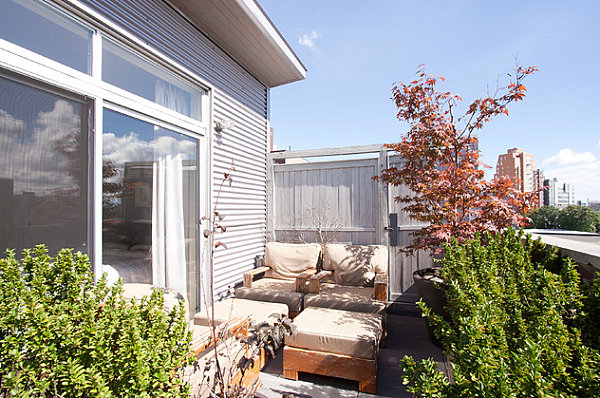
<box><xmin>79</xmin><ymin>0</ymin><xmax>268</xmax><ymax>117</ymax></box>
<box><xmin>533</xmin><ymin>169</ymin><xmax>545</xmax><ymax>208</ymax></box>
<box><xmin>495</xmin><ymin>148</ymin><xmax>540</xmax><ymax>195</ymax></box>
<box><xmin>0</xmin><ymin>0</ymin><xmax>269</xmax><ymax>302</ymax></box>
<box><xmin>544</xmin><ymin>178</ymin><xmax>576</xmax><ymax>208</ymax></box>
<box><xmin>78</xmin><ymin>0</ymin><xmax>270</xmax><ymax>298</ymax></box>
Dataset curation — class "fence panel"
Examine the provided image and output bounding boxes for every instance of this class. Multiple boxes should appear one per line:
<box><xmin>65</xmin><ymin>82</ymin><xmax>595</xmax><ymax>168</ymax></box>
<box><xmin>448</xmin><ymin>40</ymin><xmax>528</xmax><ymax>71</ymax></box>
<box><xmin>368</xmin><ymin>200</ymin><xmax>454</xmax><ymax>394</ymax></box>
<box><xmin>268</xmin><ymin>149</ymin><xmax>433</xmax><ymax>301</ymax></box>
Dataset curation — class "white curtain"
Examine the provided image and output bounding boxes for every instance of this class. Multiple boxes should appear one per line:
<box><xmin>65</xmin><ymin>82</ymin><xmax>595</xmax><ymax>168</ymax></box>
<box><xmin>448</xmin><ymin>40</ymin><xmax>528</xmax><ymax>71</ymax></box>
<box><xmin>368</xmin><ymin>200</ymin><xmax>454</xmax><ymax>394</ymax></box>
<box><xmin>152</xmin><ymin>154</ymin><xmax>187</xmax><ymax>295</ymax></box>
<box><xmin>155</xmin><ymin>80</ymin><xmax>189</xmax><ymax>116</ymax></box>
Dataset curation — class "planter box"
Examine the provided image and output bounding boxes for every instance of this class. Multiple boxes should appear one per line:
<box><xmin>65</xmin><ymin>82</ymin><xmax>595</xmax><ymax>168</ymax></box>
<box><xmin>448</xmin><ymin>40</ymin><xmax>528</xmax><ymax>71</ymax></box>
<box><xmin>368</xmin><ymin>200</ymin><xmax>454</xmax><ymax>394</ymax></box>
<box><xmin>413</xmin><ymin>267</ymin><xmax>449</xmax><ymax>347</ymax></box>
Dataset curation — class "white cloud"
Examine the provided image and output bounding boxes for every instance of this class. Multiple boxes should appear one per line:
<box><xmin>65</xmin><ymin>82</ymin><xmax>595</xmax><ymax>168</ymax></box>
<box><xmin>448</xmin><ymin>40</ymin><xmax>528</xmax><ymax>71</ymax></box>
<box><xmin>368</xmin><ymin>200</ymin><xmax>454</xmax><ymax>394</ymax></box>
<box><xmin>542</xmin><ymin>148</ymin><xmax>596</xmax><ymax>166</ymax></box>
<box><xmin>0</xmin><ymin>109</ymin><xmax>25</xmax><ymax>134</ymax></box>
<box><xmin>544</xmin><ymin>160</ymin><xmax>600</xmax><ymax>202</ymax></box>
<box><xmin>103</xmin><ymin>131</ymin><xmax>196</xmax><ymax>173</ymax></box>
<box><xmin>0</xmin><ymin>100</ymin><xmax>80</xmax><ymax>194</ymax></box>
<box><xmin>542</xmin><ymin>148</ymin><xmax>600</xmax><ymax>200</ymax></box>
<box><xmin>298</xmin><ymin>30</ymin><xmax>319</xmax><ymax>51</ymax></box>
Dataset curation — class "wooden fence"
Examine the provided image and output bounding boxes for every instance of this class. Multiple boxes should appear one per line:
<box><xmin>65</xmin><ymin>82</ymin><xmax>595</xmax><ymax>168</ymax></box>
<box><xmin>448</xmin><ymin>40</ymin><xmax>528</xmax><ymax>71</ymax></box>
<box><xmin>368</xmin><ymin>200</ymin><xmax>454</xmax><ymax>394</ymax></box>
<box><xmin>267</xmin><ymin>145</ymin><xmax>433</xmax><ymax>301</ymax></box>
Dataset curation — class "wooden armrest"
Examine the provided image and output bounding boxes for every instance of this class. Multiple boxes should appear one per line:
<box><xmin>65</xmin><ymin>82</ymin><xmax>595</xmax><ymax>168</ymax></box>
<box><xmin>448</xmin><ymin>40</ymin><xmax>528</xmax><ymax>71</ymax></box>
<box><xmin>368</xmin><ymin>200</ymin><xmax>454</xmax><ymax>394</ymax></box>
<box><xmin>374</xmin><ymin>273</ymin><xmax>387</xmax><ymax>302</ymax></box>
<box><xmin>243</xmin><ymin>266</ymin><xmax>271</xmax><ymax>288</ymax></box>
<box><xmin>308</xmin><ymin>270</ymin><xmax>333</xmax><ymax>294</ymax></box>
<box><xmin>295</xmin><ymin>269</ymin><xmax>317</xmax><ymax>293</ymax></box>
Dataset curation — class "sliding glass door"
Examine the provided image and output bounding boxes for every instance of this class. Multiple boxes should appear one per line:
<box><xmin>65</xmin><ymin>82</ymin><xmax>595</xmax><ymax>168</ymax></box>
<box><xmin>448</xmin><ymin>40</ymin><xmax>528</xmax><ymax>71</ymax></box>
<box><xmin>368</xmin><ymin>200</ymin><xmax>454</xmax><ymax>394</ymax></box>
<box><xmin>102</xmin><ymin>108</ymin><xmax>200</xmax><ymax>309</ymax></box>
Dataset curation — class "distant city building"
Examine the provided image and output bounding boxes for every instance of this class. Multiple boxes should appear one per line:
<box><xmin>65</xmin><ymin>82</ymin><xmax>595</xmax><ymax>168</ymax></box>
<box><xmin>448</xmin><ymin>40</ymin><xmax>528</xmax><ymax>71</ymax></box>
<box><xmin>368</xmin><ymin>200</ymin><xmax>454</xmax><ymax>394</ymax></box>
<box><xmin>533</xmin><ymin>169</ymin><xmax>545</xmax><ymax>208</ymax></box>
<box><xmin>588</xmin><ymin>201</ymin><xmax>600</xmax><ymax>212</ymax></box>
<box><xmin>543</xmin><ymin>178</ymin><xmax>576</xmax><ymax>208</ymax></box>
<box><xmin>495</xmin><ymin>148</ymin><xmax>543</xmax><ymax>206</ymax></box>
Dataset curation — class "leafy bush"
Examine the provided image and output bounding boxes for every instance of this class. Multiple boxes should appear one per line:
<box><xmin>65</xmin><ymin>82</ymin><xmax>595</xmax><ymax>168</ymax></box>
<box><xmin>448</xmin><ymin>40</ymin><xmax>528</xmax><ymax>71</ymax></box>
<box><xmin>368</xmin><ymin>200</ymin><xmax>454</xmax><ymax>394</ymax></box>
<box><xmin>527</xmin><ymin>205</ymin><xmax>561</xmax><ymax>229</ymax></box>
<box><xmin>0</xmin><ymin>246</ymin><xmax>192</xmax><ymax>397</ymax></box>
<box><xmin>527</xmin><ymin>205</ymin><xmax>600</xmax><ymax>232</ymax></box>
<box><xmin>402</xmin><ymin>229</ymin><xmax>600</xmax><ymax>397</ymax></box>
<box><xmin>581</xmin><ymin>276</ymin><xmax>600</xmax><ymax>351</ymax></box>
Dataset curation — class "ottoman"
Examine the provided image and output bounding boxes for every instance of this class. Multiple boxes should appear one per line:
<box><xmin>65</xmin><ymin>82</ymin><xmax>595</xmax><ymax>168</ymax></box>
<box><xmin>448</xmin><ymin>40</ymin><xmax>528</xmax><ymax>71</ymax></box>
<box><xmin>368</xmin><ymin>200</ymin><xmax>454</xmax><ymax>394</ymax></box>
<box><xmin>193</xmin><ymin>297</ymin><xmax>289</xmax><ymax>327</ymax></box>
<box><xmin>194</xmin><ymin>297</ymin><xmax>289</xmax><ymax>368</ymax></box>
<box><xmin>283</xmin><ymin>307</ymin><xmax>383</xmax><ymax>393</ymax></box>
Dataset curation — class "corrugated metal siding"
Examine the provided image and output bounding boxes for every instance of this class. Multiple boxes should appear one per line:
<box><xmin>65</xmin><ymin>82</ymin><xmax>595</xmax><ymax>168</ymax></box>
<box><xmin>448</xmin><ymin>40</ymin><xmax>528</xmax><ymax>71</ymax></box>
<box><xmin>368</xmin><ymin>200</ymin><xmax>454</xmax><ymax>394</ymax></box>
<box><xmin>212</xmin><ymin>91</ymin><xmax>267</xmax><ymax>298</ymax></box>
<box><xmin>79</xmin><ymin>0</ymin><xmax>268</xmax><ymax>117</ymax></box>
<box><xmin>76</xmin><ymin>0</ymin><xmax>268</xmax><ymax>298</ymax></box>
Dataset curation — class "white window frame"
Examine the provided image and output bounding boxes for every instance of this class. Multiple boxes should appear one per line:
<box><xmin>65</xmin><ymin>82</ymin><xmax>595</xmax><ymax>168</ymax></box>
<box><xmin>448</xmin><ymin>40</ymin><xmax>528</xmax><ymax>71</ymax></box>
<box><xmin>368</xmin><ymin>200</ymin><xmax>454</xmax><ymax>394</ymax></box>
<box><xmin>0</xmin><ymin>0</ymin><xmax>214</xmax><ymax>293</ymax></box>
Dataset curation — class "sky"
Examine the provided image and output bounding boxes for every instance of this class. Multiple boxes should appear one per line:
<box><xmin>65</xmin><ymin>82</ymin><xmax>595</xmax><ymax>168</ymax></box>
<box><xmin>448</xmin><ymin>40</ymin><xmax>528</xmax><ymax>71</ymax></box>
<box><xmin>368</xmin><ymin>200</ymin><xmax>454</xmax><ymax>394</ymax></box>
<box><xmin>259</xmin><ymin>0</ymin><xmax>600</xmax><ymax>202</ymax></box>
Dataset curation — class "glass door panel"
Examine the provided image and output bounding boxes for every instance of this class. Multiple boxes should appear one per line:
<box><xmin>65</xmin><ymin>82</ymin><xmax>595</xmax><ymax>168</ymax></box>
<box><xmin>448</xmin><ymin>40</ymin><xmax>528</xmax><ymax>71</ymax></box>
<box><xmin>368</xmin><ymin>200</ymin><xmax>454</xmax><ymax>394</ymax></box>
<box><xmin>0</xmin><ymin>74</ymin><xmax>89</xmax><ymax>255</ymax></box>
<box><xmin>102</xmin><ymin>108</ymin><xmax>199</xmax><ymax>309</ymax></box>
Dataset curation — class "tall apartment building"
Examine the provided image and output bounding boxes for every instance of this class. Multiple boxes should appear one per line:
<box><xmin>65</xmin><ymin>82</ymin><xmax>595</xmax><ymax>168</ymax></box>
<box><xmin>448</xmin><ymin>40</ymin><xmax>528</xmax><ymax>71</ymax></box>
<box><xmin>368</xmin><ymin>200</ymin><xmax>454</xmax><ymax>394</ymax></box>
<box><xmin>495</xmin><ymin>148</ymin><xmax>544</xmax><ymax>206</ymax></box>
<box><xmin>543</xmin><ymin>178</ymin><xmax>576</xmax><ymax>208</ymax></box>
<box><xmin>533</xmin><ymin>169</ymin><xmax>545</xmax><ymax>207</ymax></box>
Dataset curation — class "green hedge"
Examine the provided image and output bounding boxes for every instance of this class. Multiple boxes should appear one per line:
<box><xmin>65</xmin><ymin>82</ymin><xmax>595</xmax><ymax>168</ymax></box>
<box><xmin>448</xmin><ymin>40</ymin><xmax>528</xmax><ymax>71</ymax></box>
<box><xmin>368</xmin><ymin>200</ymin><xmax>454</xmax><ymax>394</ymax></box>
<box><xmin>0</xmin><ymin>246</ymin><xmax>192</xmax><ymax>397</ymax></box>
<box><xmin>402</xmin><ymin>229</ymin><xmax>600</xmax><ymax>397</ymax></box>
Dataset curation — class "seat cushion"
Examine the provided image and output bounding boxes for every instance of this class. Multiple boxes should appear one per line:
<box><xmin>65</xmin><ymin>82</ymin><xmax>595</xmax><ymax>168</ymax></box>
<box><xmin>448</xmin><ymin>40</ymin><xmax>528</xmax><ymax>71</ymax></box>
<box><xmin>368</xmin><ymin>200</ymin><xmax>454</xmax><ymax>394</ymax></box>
<box><xmin>304</xmin><ymin>283</ymin><xmax>387</xmax><ymax>314</ymax></box>
<box><xmin>263</xmin><ymin>242</ymin><xmax>321</xmax><ymax>281</ymax></box>
<box><xmin>285</xmin><ymin>307</ymin><xmax>382</xmax><ymax>360</ymax></box>
<box><xmin>193</xmin><ymin>298</ymin><xmax>289</xmax><ymax>327</ymax></box>
<box><xmin>251</xmin><ymin>277</ymin><xmax>297</xmax><ymax>291</ymax></box>
<box><xmin>323</xmin><ymin>244</ymin><xmax>388</xmax><ymax>286</ymax></box>
<box><xmin>235</xmin><ymin>279</ymin><xmax>303</xmax><ymax>313</ymax></box>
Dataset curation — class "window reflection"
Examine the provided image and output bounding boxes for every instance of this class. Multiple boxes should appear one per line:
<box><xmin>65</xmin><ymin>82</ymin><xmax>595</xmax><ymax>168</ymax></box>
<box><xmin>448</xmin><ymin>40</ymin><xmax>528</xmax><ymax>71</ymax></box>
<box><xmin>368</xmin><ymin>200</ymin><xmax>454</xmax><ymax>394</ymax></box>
<box><xmin>0</xmin><ymin>0</ymin><xmax>92</xmax><ymax>74</ymax></box>
<box><xmin>102</xmin><ymin>109</ymin><xmax>199</xmax><ymax>309</ymax></box>
<box><xmin>0</xmin><ymin>75</ymin><xmax>88</xmax><ymax>255</ymax></box>
<box><xmin>103</xmin><ymin>40</ymin><xmax>201</xmax><ymax>120</ymax></box>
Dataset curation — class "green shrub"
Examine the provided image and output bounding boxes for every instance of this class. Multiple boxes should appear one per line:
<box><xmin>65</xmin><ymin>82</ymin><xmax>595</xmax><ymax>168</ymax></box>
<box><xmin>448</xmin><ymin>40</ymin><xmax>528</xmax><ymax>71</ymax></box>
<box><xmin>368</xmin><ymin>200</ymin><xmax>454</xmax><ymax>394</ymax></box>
<box><xmin>0</xmin><ymin>246</ymin><xmax>193</xmax><ymax>397</ymax></box>
<box><xmin>581</xmin><ymin>275</ymin><xmax>600</xmax><ymax>351</ymax></box>
<box><xmin>402</xmin><ymin>229</ymin><xmax>600</xmax><ymax>397</ymax></box>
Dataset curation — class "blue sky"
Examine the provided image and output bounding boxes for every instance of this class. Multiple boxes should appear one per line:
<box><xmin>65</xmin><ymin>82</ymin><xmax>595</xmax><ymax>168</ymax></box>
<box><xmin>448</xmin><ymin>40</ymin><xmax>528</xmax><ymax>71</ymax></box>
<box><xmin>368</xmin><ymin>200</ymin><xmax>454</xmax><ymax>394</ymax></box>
<box><xmin>260</xmin><ymin>0</ymin><xmax>600</xmax><ymax>202</ymax></box>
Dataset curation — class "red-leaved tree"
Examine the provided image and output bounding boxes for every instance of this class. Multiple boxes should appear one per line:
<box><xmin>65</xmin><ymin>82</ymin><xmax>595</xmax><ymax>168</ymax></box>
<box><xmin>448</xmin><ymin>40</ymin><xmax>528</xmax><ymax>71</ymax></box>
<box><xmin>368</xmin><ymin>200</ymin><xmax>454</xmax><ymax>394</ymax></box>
<box><xmin>377</xmin><ymin>65</ymin><xmax>538</xmax><ymax>253</ymax></box>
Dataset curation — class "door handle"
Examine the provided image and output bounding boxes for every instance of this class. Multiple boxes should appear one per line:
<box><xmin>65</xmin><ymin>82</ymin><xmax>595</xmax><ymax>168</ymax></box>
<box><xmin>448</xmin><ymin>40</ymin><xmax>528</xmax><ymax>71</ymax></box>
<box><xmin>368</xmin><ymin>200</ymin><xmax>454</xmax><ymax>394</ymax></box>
<box><xmin>387</xmin><ymin>213</ymin><xmax>398</xmax><ymax>246</ymax></box>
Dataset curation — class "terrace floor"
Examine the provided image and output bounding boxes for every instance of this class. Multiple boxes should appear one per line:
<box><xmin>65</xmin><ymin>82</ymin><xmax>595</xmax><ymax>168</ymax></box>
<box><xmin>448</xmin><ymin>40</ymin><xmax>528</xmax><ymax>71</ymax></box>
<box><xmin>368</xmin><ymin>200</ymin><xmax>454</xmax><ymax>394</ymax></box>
<box><xmin>256</xmin><ymin>303</ymin><xmax>448</xmax><ymax>398</ymax></box>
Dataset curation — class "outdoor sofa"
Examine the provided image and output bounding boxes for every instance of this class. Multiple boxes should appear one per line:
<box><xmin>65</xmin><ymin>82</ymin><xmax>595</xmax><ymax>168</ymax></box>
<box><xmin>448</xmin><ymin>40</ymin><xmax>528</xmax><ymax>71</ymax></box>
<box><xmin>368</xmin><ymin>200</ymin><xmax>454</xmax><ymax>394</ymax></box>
<box><xmin>235</xmin><ymin>242</ymin><xmax>321</xmax><ymax>317</ymax></box>
<box><xmin>304</xmin><ymin>243</ymin><xmax>388</xmax><ymax>314</ymax></box>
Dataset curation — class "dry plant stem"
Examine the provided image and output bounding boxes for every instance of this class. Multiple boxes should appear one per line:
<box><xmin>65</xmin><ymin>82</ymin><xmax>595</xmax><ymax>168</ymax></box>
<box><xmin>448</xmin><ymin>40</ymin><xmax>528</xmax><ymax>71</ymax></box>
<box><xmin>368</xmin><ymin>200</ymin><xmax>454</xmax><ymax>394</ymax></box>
<box><xmin>199</xmin><ymin>160</ymin><xmax>236</xmax><ymax>394</ymax></box>
<box><xmin>285</xmin><ymin>201</ymin><xmax>342</xmax><ymax>246</ymax></box>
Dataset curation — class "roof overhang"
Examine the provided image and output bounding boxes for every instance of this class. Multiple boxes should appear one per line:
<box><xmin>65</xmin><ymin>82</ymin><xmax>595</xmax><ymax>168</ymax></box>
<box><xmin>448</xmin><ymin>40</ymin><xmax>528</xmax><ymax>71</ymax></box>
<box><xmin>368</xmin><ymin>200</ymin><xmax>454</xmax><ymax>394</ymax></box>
<box><xmin>169</xmin><ymin>0</ymin><xmax>306</xmax><ymax>88</ymax></box>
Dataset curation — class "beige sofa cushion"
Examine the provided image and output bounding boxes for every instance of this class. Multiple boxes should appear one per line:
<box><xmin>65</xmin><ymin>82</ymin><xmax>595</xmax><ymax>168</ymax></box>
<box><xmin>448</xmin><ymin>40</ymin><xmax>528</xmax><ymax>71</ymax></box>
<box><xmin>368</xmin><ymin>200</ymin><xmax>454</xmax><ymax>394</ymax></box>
<box><xmin>193</xmin><ymin>298</ymin><xmax>288</xmax><ymax>327</ymax></box>
<box><xmin>323</xmin><ymin>244</ymin><xmax>388</xmax><ymax>286</ymax></box>
<box><xmin>235</xmin><ymin>278</ymin><xmax>304</xmax><ymax>313</ymax></box>
<box><xmin>263</xmin><ymin>242</ymin><xmax>321</xmax><ymax>281</ymax></box>
<box><xmin>285</xmin><ymin>307</ymin><xmax>382</xmax><ymax>360</ymax></box>
<box><xmin>251</xmin><ymin>278</ymin><xmax>296</xmax><ymax>291</ymax></box>
<box><xmin>304</xmin><ymin>283</ymin><xmax>386</xmax><ymax>314</ymax></box>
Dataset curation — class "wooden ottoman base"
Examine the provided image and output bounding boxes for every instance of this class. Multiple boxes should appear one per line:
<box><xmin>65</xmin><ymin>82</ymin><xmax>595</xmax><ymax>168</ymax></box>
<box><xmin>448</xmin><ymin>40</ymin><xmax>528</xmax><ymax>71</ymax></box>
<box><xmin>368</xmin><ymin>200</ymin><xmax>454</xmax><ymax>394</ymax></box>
<box><xmin>283</xmin><ymin>345</ymin><xmax>377</xmax><ymax>393</ymax></box>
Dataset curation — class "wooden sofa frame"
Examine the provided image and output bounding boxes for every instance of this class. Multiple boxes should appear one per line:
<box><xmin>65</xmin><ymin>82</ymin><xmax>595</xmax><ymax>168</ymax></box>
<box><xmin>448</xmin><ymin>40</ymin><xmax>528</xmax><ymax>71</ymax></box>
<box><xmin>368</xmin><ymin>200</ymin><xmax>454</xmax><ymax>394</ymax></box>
<box><xmin>283</xmin><ymin>345</ymin><xmax>377</xmax><ymax>394</ymax></box>
<box><xmin>241</xmin><ymin>262</ymin><xmax>317</xmax><ymax>318</ymax></box>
